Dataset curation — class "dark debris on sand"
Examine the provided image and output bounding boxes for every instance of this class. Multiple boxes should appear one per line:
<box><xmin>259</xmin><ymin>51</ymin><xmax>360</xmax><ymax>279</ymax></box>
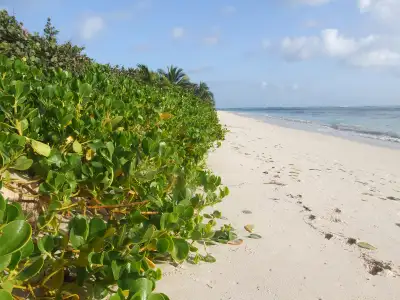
<box><xmin>362</xmin><ymin>254</ymin><xmax>393</xmax><ymax>276</ymax></box>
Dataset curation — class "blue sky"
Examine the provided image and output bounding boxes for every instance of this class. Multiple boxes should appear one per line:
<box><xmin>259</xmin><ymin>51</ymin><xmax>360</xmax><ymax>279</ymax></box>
<box><xmin>1</xmin><ymin>0</ymin><xmax>400</xmax><ymax>108</ymax></box>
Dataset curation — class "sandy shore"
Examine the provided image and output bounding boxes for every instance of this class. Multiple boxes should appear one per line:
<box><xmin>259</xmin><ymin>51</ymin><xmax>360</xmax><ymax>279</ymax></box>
<box><xmin>158</xmin><ymin>111</ymin><xmax>400</xmax><ymax>300</ymax></box>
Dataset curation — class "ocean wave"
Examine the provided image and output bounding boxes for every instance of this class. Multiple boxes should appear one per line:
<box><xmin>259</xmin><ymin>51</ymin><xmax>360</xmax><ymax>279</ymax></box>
<box><xmin>328</xmin><ymin>124</ymin><xmax>400</xmax><ymax>143</ymax></box>
<box><xmin>267</xmin><ymin>114</ymin><xmax>400</xmax><ymax>143</ymax></box>
<box><xmin>240</xmin><ymin>111</ymin><xmax>400</xmax><ymax>144</ymax></box>
<box><xmin>265</xmin><ymin>115</ymin><xmax>314</xmax><ymax>125</ymax></box>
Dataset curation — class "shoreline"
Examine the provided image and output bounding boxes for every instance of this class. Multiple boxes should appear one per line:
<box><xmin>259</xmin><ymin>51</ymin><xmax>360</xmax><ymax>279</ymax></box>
<box><xmin>221</xmin><ymin>109</ymin><xmax>400</xmax><ymax>150</ymax></box>
<box><xmin>157</xmin><ymin>111</ymin><xmax>400</xmax><ymax>300</ymax></box>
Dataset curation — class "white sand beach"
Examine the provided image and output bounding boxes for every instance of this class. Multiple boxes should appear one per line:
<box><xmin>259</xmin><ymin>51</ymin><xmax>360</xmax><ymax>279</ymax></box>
<box><xmin>158</xmin><ymin>111</ymin><xmax>400</xmax><ymax>300</ymax></box>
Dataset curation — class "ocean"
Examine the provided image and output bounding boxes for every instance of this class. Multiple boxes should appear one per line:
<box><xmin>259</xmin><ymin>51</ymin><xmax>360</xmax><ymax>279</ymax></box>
<box><xmin>222</xmin><ymin>107</ymin><xmax>400</xmax><ymax>148</ymax></box>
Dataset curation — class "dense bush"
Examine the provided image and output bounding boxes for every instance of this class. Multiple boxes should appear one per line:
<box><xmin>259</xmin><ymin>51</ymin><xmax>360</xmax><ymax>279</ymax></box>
<box><xmin>0</xmin><ymin>11</ymin><xmax>230</xmax><ymax>300</ymax></box>
<box><xmin>0</xmin><ymin>10</ymin><xmax>91</xmax><ymax>75</ymax></box>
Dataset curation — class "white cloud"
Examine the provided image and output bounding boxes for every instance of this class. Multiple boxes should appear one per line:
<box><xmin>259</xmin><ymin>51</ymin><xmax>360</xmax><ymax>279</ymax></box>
<box><xmin>81</xmin><ymin>16</ymin><xmax>105</xmax><ymax>40</ymax></box>
<box><xmin>359</xmin><ymin>0</ymin><xmax>400</xmax><ymax>24</ymax></box>
<box><xmin>172</xmin><ymin>27</ymin><xmax>184</xmax><ymax>39</ymax></box>
<box><xmin>350</xmin><ymin>49</ymin><xmax>400</xmax><ymax>67</ymax></box>
<box><xmin>203</xmin><ymin>36</ymin><xmax>219</xmax><ymax>45</ymax></box>
<box><xmin>281</xmin><ymin>35</ymin><xmax>321</xmax><ymax>60</ymax></box>
<box><xmin>321</xmin><ymin>29</ymin><xmax>373</xmax><ymax>57</ymax></box>
<box><xmin>222</xmin><ymin>5</ymin><xmax>236</xmax><ymax>15</ymax></box>
<box><xmin>280</xmin><ymin>27</ymin><xmax>400</xmax><ymax>69</ymax></box>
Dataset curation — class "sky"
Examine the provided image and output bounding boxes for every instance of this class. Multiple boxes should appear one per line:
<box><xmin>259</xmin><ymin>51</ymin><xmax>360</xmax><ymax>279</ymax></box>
<box><xmin>1</xmin><ymin>0</ymin><xmax>400</xmax><ymax>108</ymax></box>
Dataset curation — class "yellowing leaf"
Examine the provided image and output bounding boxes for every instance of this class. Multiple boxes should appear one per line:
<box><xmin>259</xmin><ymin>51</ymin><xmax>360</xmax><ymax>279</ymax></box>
<box><xmin>145</xmin><ymin>257</ymin><xmax>156</xmax><ymax>269</ymax></box>
<box><xmin>244</xmin><ymin>224</ymin><xmax>254</xmax><ymax>233</ymax></box>
<box><xmin>72</xmin><ymin>140</ymin><xmax>82</xmax><ymax>153</ymax></box>
<box><xmin>357</xmin><ymin>242</ymin><xmax>377</xmax><ymax>250</ymax></box>
<box><xmin>122</xmin><ymin>290</ymin><xmax>130</xmax><ymax>297</ymax></box>
<box><xmin>159</xmin><ymin>112</ymin><xmax>173</xmax><ymax>120</ymax></box>
<box><xmin>86</xmin><ymin>149</ymin><xmax>95</xmax><ymax>161</ymax></box>
<box><xmin>66</xmin><ymin>136</ymin><xmax>74</xmax><ymax>144</ymax></box>
<box><xmin>31</xmin><ymin>139</ymin><xmax>51</xmax><ymax>157</ymax></box>
<box><xmin>115</xmin><ymin>169</ymin><xmax>124</xmax><ymax>177</ymax></box>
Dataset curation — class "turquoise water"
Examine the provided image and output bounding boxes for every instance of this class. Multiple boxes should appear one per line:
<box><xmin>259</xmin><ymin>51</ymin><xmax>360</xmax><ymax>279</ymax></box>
<box><xmin>222</xmin><ymin>107</ymin><xmax>400</xmax><ymax>145</ymax></box>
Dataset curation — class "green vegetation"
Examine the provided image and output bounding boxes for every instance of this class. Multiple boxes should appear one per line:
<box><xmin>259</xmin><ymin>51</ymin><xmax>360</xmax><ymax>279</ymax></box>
<box><xmin>0</xmin><ymin>10</ymin><xmax>232</xmax><ymax>299</ymax></box>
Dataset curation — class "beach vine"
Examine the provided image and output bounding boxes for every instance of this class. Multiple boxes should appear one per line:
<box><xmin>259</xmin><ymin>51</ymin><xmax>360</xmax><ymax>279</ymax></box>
<box><xmin>0</xmin><ymin>11</ymin><xmax>232</xmax><ymax>299</ymax></box>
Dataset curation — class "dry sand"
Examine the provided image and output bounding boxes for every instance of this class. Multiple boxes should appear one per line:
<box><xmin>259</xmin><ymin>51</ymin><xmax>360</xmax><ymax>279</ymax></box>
<box><xmin>157</xmin><ymin>111</ymin><xmax>400</xmax><ymax>300</ymax></box>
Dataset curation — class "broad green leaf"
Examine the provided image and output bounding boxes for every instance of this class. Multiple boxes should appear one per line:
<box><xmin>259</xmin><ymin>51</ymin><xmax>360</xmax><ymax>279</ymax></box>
<box><xmin>111</xmin><ymin>116</ymin><xmax>123</xmax><ymax>129</ymax></box>
<box><xmin>130</xmin><ymin>211</ymin><xmax>147</xmax><ymax>225</ymax></box>
<box><xmin>0</xmin><ymin>194</ymin><xmax>6</xmax><ymax>211</ymax></box>
<box><xmin>20</xmin><ymin>239</ymin><xmax>34</xmax><ymax>259</ymax></box>
<box><xmin>14</xmin><ymin>80</ymin><xmax>26</xmax><ymax>100</ymax></box>
<box><xmin>43</xmin><ymin>268</ymin><xmax>64</xmax><ymax>290</ymax></box>
<box><xmin>71</xmin><ymin>216</ymin><xmax>89</xmax><ymax>237</ymax></box>
<box><xmin>0</xmin><ymin>95</ymin><xmax>14</xmax><ymax>105</ymax></box>
<box><xmin>183</xmin><ymin>207</ymin><xmax>194</xmax><ymax>219</ymax></box>
<box><xmin>171</xmin><ymin>238</ymin><xmax>189</xmax><ymax>263</ymax></box>
<box><xmin>1</xmin><ymin>281</ymin><xmax>13</xmax><ymax>293</ymax></box>
<box><xmin>10</xmin><ymin>156</ymin><xmax>33</xmax><ymax>171</ymax></box>
<box><xmin>70</xmin><ymin>228</ymin><xmax>86</xmax><ymax>249</ymax></box>
<box><xmin>110</xmin><ymin>294</ymin><xmax>123</xmax><ymax>300</ymax></box>
<box><xmin>61</xmin><ymin>114</ymin><xmax>74</xmax><ymax>127</ymax></box>
<box><xmin>191</xmin><ymin>230</ymin><xmax>202</xmax><ymax>241</ymax></box>
<box><xmin>38</xmin><ymin>235</ymin><xmax>55</xmax><ymax>254</ymax></box>
<box><xmin>148</xmin><ymin>294</ymin><xmax>170</xmax><ymax>300</ymax></box>
<box><xmin>103</xmin><ymin>227</ymin><xmax>116</xmax><ymax>238</ymax></box>
<box><xmin>8</xmin><ymin>251</ymin><xmax>21</xmax><ymax>270</ymax></box>
<box><xmin>88</xmin><ymin>252</ymin><xmax>104</xmax><ymax>265</ymax></box>
<box><xmin>111</xmin><ymin>260</ymin><xmax>122</xmax><ymax>280</ymax></box>
<box><xmin>17</xmin><ymin>256</ymin><xmax>45</xmax><ymax>281</ymax></box>
<box><xmin>0</xmin><ymin>254</ymin><xmax>11</xmax><ymax>272</ymax></box>
<box><xmin>112</xmin><ymin>100</ymin><xmax>125</xmax><ymax>109</ymax></box>
<box><xmin>130</xmin><ymin>278</ymin><xmax>154</xmax><ymax>294</ymax></box>
<box><xmin>72</xmin><ymin>140</ymin><xmax>82</xmax><ymax>153</ymax></box>
<box><xmin>156</xmin><ymin>238</ymin><xmax>170</xmax><ymax>253</ymax></box>
<box><xmin>31</xmin><ymin>139</ymin><xmax>51</xmax><ymax>157</ymax></box>
<box><xmin>0</xmin><ymin>290</ymin><xmax>13</xmax><ymax>300</ymax></box>
<box><xmin>5</xmin><ymin>204</ymin><xmax>20</xmax><ymax>223</ymax></box>
<box><xmin>89</xmin><ymin>218</ymin><xmax>106</xmax><ymax>240</ymax></box>
<box><xmin>79</xmin><ymin>83</ymin><xmax>92</xmax><ymax>98</ymax></box>
<box><xmin>0</xmin><ymin>220</ymin><xmax>32</xmax><ymax>256</ymax></box>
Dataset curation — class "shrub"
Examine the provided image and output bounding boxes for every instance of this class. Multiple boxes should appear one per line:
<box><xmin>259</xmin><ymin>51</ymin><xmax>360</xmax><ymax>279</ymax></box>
<box><xmin>0</xmin><ymin>53</ymin><xmax>229</xmax><ymax>299</ymax></box>
<box><xmin>0</xmin><ymin>10</ymin><xmax>91</xmax><ymax>75</ymax></box>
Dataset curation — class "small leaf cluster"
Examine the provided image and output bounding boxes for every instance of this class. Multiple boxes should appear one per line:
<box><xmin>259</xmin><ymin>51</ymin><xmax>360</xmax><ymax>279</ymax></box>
<box><xmin>0</xmin><ymin>44</ymin><xmax>229</xmax><ymax>299</ymax></box>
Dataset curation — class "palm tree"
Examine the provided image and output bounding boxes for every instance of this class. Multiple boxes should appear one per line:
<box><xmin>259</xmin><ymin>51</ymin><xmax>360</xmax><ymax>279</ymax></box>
<box><xmin>136</xmin><ymin>64</ymin><xmax>154</xmax><ymax>83</ymax></box>
<box><xmin>195</xmin><ymin>81</ymin><xmax>215</xmax><ymax>105</ymax></box>
<box><xmin>158</xmin><ymin>65</ymin><xmax>190</xmax><ymax>87</ymax></box>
